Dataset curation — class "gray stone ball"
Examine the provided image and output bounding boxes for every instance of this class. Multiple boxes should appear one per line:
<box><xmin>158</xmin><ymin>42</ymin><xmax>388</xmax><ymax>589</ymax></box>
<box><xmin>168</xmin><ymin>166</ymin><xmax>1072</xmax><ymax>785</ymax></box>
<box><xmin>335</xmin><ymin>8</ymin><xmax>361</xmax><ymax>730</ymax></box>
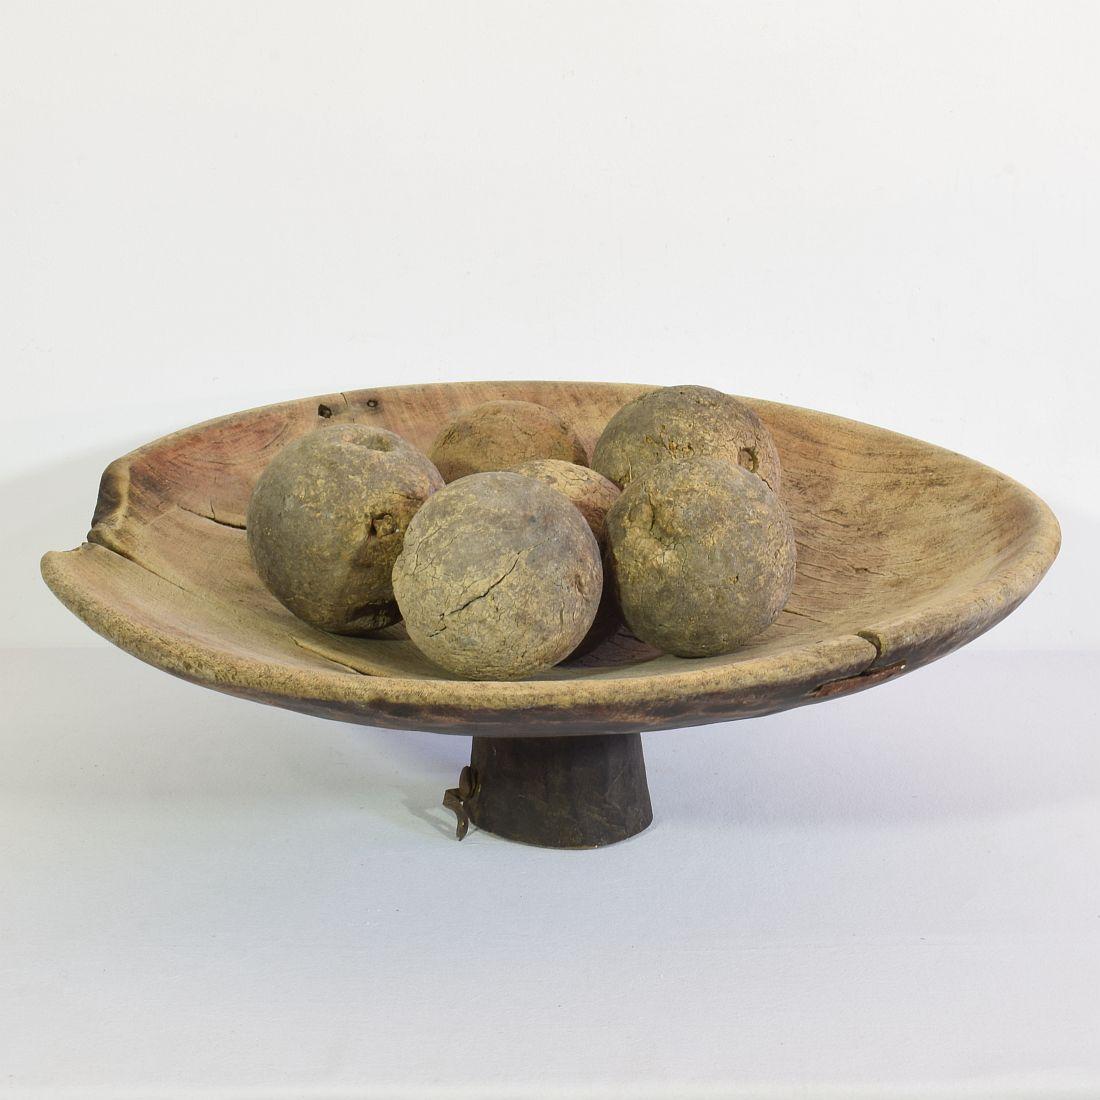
<box><xmin>247</xmin><ymin>424</ymin><xmax>443</xmax><ymax>635</ymax></box>
<box><xmin>592</xmin><ymin>385</ymin><xmax>782</xmax><ymax>493</ymax></box>
<box><xmin>429</xmin><ymin>400</ymin><xmax>588</xmax><ymax>483</ymax></box>
<box><xmin>392</xmin><ymin>471</ymin><xmax>603</xmax><ymax>679</ymax></box>
<box><xmin>606</xmin><ymin>457</ymin><xmax>796</xmax><ymax>657</ymax></box>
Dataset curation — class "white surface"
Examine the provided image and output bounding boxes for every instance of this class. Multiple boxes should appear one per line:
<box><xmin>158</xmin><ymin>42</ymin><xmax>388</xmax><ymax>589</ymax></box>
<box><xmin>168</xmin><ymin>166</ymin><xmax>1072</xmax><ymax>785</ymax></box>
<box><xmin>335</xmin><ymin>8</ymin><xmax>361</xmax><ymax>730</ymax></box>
<box><xmin>2</xmin><ymin>1</ymin><xmax>1097</xmax><ymax>1096</ymax></box>
<box><xmin>2</xmin><ymin>648</ymin><xmax>1098</xmax><ymax>1099</ymax></box>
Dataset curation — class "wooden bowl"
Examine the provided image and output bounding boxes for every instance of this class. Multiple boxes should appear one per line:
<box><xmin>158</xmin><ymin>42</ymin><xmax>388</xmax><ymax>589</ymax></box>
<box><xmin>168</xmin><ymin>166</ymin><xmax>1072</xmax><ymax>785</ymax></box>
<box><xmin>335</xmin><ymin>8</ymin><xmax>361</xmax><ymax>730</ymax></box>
<box><xmin>41</xmin><ymin>382</ymin><xmax>1060</xmax><ymax>848</ymax></box>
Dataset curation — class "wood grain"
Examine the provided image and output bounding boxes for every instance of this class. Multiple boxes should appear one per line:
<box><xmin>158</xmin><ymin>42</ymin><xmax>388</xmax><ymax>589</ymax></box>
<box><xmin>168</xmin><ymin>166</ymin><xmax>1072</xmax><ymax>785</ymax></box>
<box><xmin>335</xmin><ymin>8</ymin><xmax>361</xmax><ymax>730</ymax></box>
<box><xmin>41</xmin><ymin>382</ymin><xmax>1060</xmax><ymax>736</ymax></box>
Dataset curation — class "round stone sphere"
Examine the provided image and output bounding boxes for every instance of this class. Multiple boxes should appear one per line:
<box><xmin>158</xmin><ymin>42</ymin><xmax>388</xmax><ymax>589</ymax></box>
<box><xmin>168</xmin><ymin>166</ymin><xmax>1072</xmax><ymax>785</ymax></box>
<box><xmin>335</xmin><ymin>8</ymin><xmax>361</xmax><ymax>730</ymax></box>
<box><xmin>606</xmin><ymin>457</ymin><xmax>796</xmax><ymax>657</ymax></box>
<box><xmin>508</xmin><ymin>459</ymin><xmax>620</xmax><ymax>552</ymax></box>
<box><xmin>392</xmin><ymin>472</ymin><xmax>603</xmax><ymax>680</ymax></box>
<box><xmin>592</xmin><ymin>385</ymin><xmax>782</xmax><ymax>493</ymax></box>
<box><xmin>428</xmin><ymin>400</ymin><xmax>588</xmax><ymax>483</ymax></box>
<box><xmin>510</xmin><ymin>458</ymin><xmax>623</xmax><ymax>657</ymax></box>
<box><xmin>247</xmin><ymin>424</ymin><xmax>443</xmax><ymax>635</ymax></box>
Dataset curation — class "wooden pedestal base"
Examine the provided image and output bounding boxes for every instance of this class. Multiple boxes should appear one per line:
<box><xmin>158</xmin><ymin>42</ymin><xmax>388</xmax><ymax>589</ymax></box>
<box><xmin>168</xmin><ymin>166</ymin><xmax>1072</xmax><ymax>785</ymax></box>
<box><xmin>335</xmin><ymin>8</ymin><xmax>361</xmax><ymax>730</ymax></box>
<box><xmin>443</xmin><ymin>734</ymin><xmax>653</xmax><ymax>849</ymax></box>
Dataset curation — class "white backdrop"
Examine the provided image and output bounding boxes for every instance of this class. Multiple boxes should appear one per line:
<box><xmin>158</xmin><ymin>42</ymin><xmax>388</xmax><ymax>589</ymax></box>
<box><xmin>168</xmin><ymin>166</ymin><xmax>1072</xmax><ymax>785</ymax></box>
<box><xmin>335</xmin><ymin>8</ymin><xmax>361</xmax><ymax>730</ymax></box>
<box><xmin>2</xmin><ymin>3</ymin><xmax>1098</xmax><ymax>1097</ymax></box>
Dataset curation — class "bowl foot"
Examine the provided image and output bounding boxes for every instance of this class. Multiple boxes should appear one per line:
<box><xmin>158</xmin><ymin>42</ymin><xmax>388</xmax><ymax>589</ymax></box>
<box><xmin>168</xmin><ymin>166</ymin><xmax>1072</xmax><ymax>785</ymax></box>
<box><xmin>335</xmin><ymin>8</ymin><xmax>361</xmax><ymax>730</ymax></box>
<box><xmin>443</xmin><ymin>733</ymin><xmax>653</xmax><ymax>848</ymax></box>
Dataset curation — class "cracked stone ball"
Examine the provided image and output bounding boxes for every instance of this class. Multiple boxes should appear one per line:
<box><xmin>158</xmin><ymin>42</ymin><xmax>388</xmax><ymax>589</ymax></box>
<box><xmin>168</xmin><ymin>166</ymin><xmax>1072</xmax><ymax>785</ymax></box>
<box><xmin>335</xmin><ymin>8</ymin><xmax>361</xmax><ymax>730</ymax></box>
<box><xmin>247</xmin><ymin>424</ymin><xmax>444</xmax><ymax>635</ymax></box>
<box><xmin>392</xmin><ymin>471</ymin><xmax>603</xmax><ymax>679</ymax></box>
<box><xmin>606</xmin><ymin>456</ymin><xmax>796</xmax><ymax>657</ymax></box>
<box><xmin>428</xmin><ymin>400</ymin><xmax>588</xmax><ymax>483</ymax></box>
<box><xmin>591</xmin><ymin>385</ymin><xmax>782</xmax><ymax>493</ymax></box>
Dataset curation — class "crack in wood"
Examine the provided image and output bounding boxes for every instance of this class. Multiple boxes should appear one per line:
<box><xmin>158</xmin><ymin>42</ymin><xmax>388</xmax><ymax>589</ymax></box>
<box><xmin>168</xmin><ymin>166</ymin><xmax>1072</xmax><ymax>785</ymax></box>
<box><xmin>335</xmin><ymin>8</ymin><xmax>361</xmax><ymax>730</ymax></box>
<box><xmin>177</xmin><ymin>503</ymin><xmax>247</xmax><ymax>530</ymax></box>
<box><xmin>290</xmin><ymin>635</ymin><xmax>374</xmax><ymax>675</ymax></box>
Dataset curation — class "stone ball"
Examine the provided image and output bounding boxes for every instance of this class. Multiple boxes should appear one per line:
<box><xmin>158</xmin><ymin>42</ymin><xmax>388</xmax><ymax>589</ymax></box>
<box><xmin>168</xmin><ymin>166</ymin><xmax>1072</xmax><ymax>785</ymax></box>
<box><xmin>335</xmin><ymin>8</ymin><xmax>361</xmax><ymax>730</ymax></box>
<box><xmin>592</xmin><ymin>385</ymin><xmax>782</xmax><ymax>493</ymax></box>
<box><xmin>510</xmin><ymin>458</ymin><xmax>624</xmax><ymax>657</ymax></box>
<box><xmin>508</xmin><ymin>459</ymin><xmax>620</xmax><ymax>552</ymax></box>
<box><xmin>392</xmin><ymin>471</ymin><xmax>603</xmax><ymax>679</ymax></box>
<box><xmin>428</xmin><ymin>400</ymin><xmax>588</xmax><ymax>483</ymax></box>
<box><xmin>606</xmin><ymin>457</ymin><xmax>796</xmax><ymax>657</ymax></box>
<box><xmin>247</xmin><ymin>424</ymin><xmax>443</xmax><ymax>635</ymax></box>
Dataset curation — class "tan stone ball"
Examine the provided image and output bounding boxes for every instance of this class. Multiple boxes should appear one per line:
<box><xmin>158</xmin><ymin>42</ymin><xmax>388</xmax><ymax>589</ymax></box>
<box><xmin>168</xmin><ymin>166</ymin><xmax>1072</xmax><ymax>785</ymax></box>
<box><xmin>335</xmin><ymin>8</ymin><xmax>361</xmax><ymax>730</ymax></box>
<box><xmin>606</xmin><ymin>457</ymin><xmax>796</xmax><ymax>657</ymax></box>
<box><xmin>510</xmin><ymin>458</ymin><xmax>624</xmax><ymax>656</ymax></box>
<box><xmin>508</xmin><ymin>459</ymin><xmax>620</xmax><ymax>552</ymax></box>
<box><xmin>429</xmin><ymin>399</ymin><xmax>588</xmax><ymax>483</ymax></box>
<box><xmin>392</xmin><ymin>471</ymin><xmax>603</xmax><ymax>680</ymax></box>
<box><xmin>592</xmin><ymin>385</ymin><xmax>782</xmax><ymax>493</ymax></box>
<box><xmin>246</xmin><ymin>424</ymin><xmax>443</xmax><ymax>635</ymax></box>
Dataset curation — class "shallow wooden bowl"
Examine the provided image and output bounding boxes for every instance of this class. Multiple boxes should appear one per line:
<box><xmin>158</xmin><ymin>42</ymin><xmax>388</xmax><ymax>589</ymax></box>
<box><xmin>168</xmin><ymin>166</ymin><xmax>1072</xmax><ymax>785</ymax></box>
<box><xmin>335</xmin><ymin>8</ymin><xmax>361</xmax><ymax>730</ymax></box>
<box><xmin>41</xmin><ymin>382</ymin><xmax>1060</xmax><ymax>847</ymax></box>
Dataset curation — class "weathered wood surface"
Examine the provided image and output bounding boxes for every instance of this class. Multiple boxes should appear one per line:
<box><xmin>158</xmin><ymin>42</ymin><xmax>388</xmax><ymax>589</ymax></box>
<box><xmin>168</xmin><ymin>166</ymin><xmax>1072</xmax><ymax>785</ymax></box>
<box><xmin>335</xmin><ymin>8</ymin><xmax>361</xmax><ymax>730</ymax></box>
<box><xmin>462</xmin><ymin>734</ymin><xmax>653</xmax><ymax>848</ymax></box>
<box><xmin>41</xmin><ymin>382</ymin><xmax>1060</xmax><ymax>736</ymax></box>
